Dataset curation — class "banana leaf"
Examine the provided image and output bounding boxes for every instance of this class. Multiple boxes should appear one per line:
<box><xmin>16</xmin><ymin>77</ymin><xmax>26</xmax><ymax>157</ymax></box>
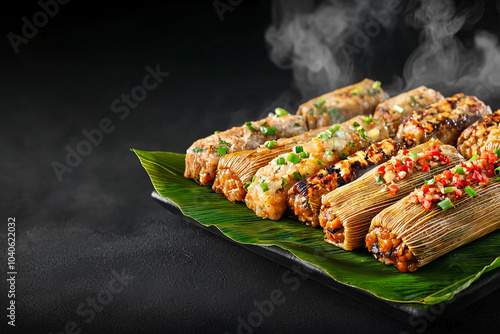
<box><xmin>132</xmin><ymin>149</ymin><xmax>500</xmax><ymax>305</ymax></box>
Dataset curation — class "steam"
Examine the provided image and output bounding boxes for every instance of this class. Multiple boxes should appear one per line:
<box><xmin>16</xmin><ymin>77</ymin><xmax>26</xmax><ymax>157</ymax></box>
<box><xmin>266</xmin><ymin>0</ymin><xmax>500</xmax><ymax>107</ymax></box>
<box><xmin>403</xmin><ymin>0</ymin><xmax>500</xmax><ymax>102</ymax></box>
<box><xmin>265</xmin><ymin>0</ymin><xmax>371</xmax><ymax>98</ymax></box>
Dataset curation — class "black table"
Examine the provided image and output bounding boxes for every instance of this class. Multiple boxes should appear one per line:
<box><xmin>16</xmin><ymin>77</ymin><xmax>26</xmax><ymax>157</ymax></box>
<box><xmin>2</xmin><ymin>1</ymin><xmax>499</xmax><ymax>333</ymax></box>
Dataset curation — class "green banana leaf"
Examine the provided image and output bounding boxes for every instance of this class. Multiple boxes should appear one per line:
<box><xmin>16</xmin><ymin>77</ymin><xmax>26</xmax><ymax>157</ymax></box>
<box><xmin>132</xmin><ymin>149</ymin><xmax>500</xmax><ymax>305</ymax></box>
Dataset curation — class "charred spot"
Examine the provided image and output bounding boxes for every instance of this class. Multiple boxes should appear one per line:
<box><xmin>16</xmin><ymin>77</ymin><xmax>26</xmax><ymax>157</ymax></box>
<box><xmin>336</xmin><ymin>176</ymin><xmax>347</xmax><ymax>187</ymax></box>
<box><xmin>322</xmin><ymin>175</ymin><xmax>335</xmax><ymax>185</ymax></box>
<box><xmin>377</xmin><ymin>149</ymin><xmax>390</xmax><ymax>161</ymax></box>
<box><xmin>378</xmin><ymin>107</ymin><xmax>390</xmax><ymax>115</ymax></box>
<box><xmin>325</xmin><ymin>165</ymin><xmax>341</xmax><ymax>176</ymax></box>
<box><xmin>328</xmin><ymin>228</ymin><xmax>342</xmax><ymax>234</ymax></box>
<box><xmin>449</xmin><ymin>99</ymin><xmax>458</xmax><ymax>110</ymax></box>
<box><xmin>296</xmin><ymin>179</ymin><xmax>312</xmax><ymax>196</ymax></box>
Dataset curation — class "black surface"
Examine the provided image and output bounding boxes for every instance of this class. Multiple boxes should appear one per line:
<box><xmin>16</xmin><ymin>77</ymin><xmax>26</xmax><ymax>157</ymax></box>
<box><xmin>2</xmin><ymin>1</ymin><xmax>500</xmax><ymax>333</ymax></box>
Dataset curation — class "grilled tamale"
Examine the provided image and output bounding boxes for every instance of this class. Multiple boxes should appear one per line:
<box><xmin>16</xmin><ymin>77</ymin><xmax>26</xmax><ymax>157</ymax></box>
<box><xmin>373</xmin><ymin>86</ymin><xmax>443</xmax><ymax>137</ymax></box>
<box><xmin>396</xmin><ymin>93</ymin><xmax>490</xmax><ymax>148</ymax></box>
<box><xmin>319</xmin><ymin>140</ymin><xmax>464</xmax><ymax>250</ymax></box>
<box><xmin>367</xmin><ymin>150</ymin><xmax>500</xmax><ymax>272</ymax></box>
<box><xmin>297</xmin><ymin>79</ymin><xmax>389</xmax><ymax>128</ymax></box>
<box><xmin>457</xmin><ymin>110</ymin><xmax>500</xmax><ymax>160</ymax></box>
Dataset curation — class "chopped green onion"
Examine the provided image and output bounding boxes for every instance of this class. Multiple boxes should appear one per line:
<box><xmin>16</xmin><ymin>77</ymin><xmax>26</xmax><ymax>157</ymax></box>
<box><xmin>437</xmin><ymin>198</ymin><xmax>454</xmax><ymax>211</ymax></box>
<box><xmin>313</xmin><ymin>96</ymin><xmax>326</xmax><ymax>109</ymax></box>
<box><xmin>293</xmin><ymin>146</ymin><xmax>303</xmax><ymax>153</ymax></box>
<box><xmin>260</xmin><ymin>182</ymin><xmax>269</xmax><ymax>192</ymax></box>
<box><xmin>317</xmin><ymin>133</ymin><xmax>331</xmax><ymax>140</ymax></box>
<box><xmin>465</xmin><ymin>186</ymin><xmax>477</xmax><ymax>197</ymax></box>
<box><xmin>372</xmin><ymin>81</ymin><xmax>381</xmax><ymax>89</ymax></box>
<box><xmin>410</xmin><ymin>96</ymin><xmax>416</xmax><ymax>105</ymax></box>
<box><xmin>351</xmin><ymin>88</ymin><xmax>363</xmax><ymax>96</ymax></box>
<box><xmin>252</xmin><ymin>175</ymin><xmax>256</xmax><ymax>183</ymax></box>
<box><xmin>425</xmin><ymin>179</ymin><xmax>436</xmax><ymax>185</ymax></box>
<box><xmin>364</xmin><ymin>117</ymin><xmax>374</xmax><ymax>126</ymax></box>
<box><xmin>340</xmin><ymin>152</ymin><xmax>348</xmax><ymax>159</ymax></box>
<box><xmin>287</xmin><ymin>153</ymin><xmax>302</xmax><ymax>164</ymax></box>
<box><xmin>300</xmin><ymin>151</ymin><xmax>309</xmax><ymax>159</ymax></box>
<box><xmin>214</xmin><ymin>131</ymin><xmax>220</xmax><ymax>134</ymax></box>
<box><xmin>275</xmin><ymin>107</ymin><xmax>289</xmax><ymax>116</ymax></box>
<box><xmin>408</xmin><ymin>152</ymin><xmax>418</xmax><ymax>160</ymax></box>
<box><xmin>261</xmin><ymin>125</ymin><xmax>277</xmax><ymax>136</ymax></box>
<box><xmin>326</xmin><ymin>107</ymin><xmax>339</xmax><ymax>119</ymax></box>
<box><xmin>495</xmin><ymin>166</ymin><xmax>500</xmax><ymax>176</ymax></box>
<box><xmin>346</xmin><ymin>141</ymin><xmax>355</xmax><ymax>147</ymax></box>
<box><xmin>245</xmin><ymin>121</ymin><xmax>255</xmax><ymax>131</ymax></box>
<box><xmin>355</xmin><ymin>127</ymin><xmax>369</xmax><ymax>141</ymax></box>
<box><xmin>383</xmin><ymin>120</ymin><xmax>388</xmax><ymax>127</ymax></box>
<box><xmin>265</xmin><ymin>140</ymin><xmax>277</xmax><ymax>149</ymax></box>
<box><xmin>276</xmin><ymin>157</ymin><xmax>287</xmax><ymax>165</ymax></box>
<box><xmin>444</xmin><ymin>187</ymin><xmax>454</xmax><ymax>193</ymax></box>
<box><xmin>494</xmin><ymin>149</ymin><xmax>500</xmax><ymax>159</ymax></box>
<box><xmin>217</xmin><ymin>146</ymin><xmax>229</xmax><ymax>156</ymax></box>
<box><xmin>192</xmin><ymin>147</ymin><xmax>204</xmax><ymax>153</ymax></box>
<box><xmin>314</xmin><ymin>158</ymin><xmax>325</xmax><ymax>165</ymax></box>
<box><xmin>326</xmin><ymin>150</ymin><xmax>333</xmax><ymax>155</ymax></box>
<box><xmin>419</xmin><ymin>102</ymin><xmax>426</xmax><ymax>108</ymax></box>
<box><xmin>292</xmin><ymin>172</ymin><xmax>303</xmax><ymax>180</ymax></box>
<box><xmin>401</xmin><ymin>156</ymin><xmax>408</xmax><ymax>164</ymax></box>
<box><xmin>352</xmin><ymin>121</ymin><xmax>360</xmax><ymax>128</ymax></box>
<box><xmin>281</xmin><ymin>178</ymin><xmax>288</xmax><ymax>188</ymax></box>
<box><xmin>469</xmin><ymin>154</ymin><xmax>479</xmax><ymax>161</ymax></box>
<box><xmin>394</xmin><ymin>105</ymin><xmax>405</xmax><ymax>114</ymax></box>
<box><xmin>243</xmin><ymin>181</ymin><xmax>251</xmax><ymax>190</ymax></box>
<box><xmin>293</xmin><ymin>122</ymin><xmax>300</xmax><ymax>127</ymax></box>
<box><xmin>326</xmin><ymin>124</ymin><xmax>341</xmax><ymax>135</ymax></box>
<box><xmin>219</xmin><ymin>138</ymin><xmax>230</xmax><ymax>146</ymax></box>
<box><xmin>455</xmin><ymin>166</ymin><xmax>464</xmax><ymax>174</ymax></box>
<box><xmin>376</xmin><ymin>173</ymin><xmax>384</xmax><ymax>184</ymax></box>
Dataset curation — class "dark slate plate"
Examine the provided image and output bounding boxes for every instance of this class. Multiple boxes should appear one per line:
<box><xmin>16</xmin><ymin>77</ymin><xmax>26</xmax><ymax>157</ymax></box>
<box><xmin>152</xmin><ymin>191</ymin><xmax>500</xmax><ymax>325</ymax></box>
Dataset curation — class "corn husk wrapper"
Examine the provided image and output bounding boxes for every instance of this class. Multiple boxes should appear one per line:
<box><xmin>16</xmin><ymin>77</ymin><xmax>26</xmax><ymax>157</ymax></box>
<box><xmin>369</xmin><ymin>178</ymin><xmax>500</xmax><ymax>270</ymax></box>
<box><xmin>319</xmin><ymin>139</ymin><xmax>465</xmax><ymax>250</ymax></box>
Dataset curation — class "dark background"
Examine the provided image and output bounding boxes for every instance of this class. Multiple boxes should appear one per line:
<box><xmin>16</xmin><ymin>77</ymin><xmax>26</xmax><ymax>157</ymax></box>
<box><xmin>1</xmin><ymin>0</ymin><xmax>500</xmax><ymax>333</ymax></box>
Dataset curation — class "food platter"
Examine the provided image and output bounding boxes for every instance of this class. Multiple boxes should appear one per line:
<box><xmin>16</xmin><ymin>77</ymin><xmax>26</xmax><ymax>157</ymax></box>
<box><xmin>134</xmin><ymin>149</ymin><xmax>500</xmax><ymax>323</ymax></box>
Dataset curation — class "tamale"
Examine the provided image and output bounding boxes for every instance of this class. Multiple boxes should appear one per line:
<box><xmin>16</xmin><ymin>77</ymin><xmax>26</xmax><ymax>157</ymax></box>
<box><xmin>457</xmin><ymin>109</ymin><xmax>500</xmax><ymax>160</ymax></box>
<box><xmin>287</xmin><ymin>138</ymin><xmax>399</xmax><ymax>227</ymax></box>
<box><xmin>297</xmin><ymin>79</ymin><xmax>389</xmax><ymax>128</ymax></box>
<box><xmin>319</xmin><ymin>140</ymin><xmax>464</xmax><ymax>251</ymax></box>
<box><xmin>396</xmin><ymin>93</ymin><xmax>490</xmax><ymax>148</ymax></box>
<box><xmin>367</xmin><ymin>150</ymin><xmax>500</xmax><ymax>272</ymax></box>
<box><xmin>244</xmin><ymin>117</ymin><xmax>389</xmax><ymax>220</ymax></box>
<box><xmin>373</xmin><ymin>86</ymin><xmax>443</xmax><ymax>137</ymax></box>
<box><xmin>185</xmin><ymin>113</ymin><xmax>308</xmax><ymax>186</ymax></box>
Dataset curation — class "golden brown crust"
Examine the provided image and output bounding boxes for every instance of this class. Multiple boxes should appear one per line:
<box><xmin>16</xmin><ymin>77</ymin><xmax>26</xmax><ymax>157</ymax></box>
<box><xmin>396</xmin><ymin>93</ymin><xmax>491</xmax><ymax>148</ymax></box>
<box><xmin>185</xmin><ymin>114</ymin><xmax>307</xmax><ymax>185</ymax></box>
<box><xmin>457</xmin><ymin>110</ymin><xmax>500</xmax><ymax>160</ymax></box>
<box><xmin>373</xmin><ymin>86</ymin><xmax>443</xmax><ymax>138</ymax></box>
<box><xmin>297</xmin><ymin>79</ymin><xmax>389</xmax><ymax>128</ymax></box>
